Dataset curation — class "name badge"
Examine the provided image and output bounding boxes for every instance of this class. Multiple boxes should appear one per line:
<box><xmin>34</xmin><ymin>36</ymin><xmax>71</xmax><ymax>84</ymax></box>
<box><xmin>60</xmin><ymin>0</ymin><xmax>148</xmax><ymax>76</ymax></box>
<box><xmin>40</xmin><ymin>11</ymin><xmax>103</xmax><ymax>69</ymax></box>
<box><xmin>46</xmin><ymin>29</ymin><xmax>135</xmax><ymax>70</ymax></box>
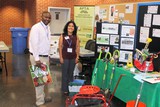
<box><xmin>67</xmin><ymin>48</ymin><xmax>72</xmax><ymax>53</ymax></box>
<box><xmin>65</xmin><ymin>36</ymin><xmax>69</xmax><ymax>40</ymax></box>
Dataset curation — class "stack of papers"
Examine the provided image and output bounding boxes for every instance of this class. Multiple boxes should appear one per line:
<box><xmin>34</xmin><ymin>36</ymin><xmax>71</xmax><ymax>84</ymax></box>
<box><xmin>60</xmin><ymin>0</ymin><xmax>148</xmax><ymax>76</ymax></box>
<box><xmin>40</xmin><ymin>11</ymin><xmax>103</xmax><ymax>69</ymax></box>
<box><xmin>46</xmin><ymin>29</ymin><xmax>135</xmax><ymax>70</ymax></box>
<box><xmin>134</xmin><ymin>72</ymin><xmax>160</xmax><ymax>84</ymax></box>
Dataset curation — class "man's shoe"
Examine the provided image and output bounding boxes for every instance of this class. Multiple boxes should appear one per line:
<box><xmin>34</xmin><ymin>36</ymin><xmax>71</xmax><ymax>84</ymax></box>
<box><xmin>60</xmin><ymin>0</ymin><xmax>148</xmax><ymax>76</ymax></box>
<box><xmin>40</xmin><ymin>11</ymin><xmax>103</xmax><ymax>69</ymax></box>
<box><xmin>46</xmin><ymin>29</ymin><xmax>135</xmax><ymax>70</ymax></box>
<box><xmin>45</xmin><ymin>97</ymin><xmax>52</xmax><ymax>103</ymax></box>
<box><xmin>33</xmin><ymin>104</ymin><xmax>46</xmax><ymax>107</ymax></box>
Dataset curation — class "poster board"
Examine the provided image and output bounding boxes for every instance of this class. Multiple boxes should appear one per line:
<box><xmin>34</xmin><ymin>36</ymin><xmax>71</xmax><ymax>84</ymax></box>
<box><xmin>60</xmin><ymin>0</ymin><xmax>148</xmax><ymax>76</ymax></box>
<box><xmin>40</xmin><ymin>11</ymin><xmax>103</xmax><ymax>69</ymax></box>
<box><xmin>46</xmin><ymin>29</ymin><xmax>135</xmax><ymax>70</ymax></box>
<box><xmin>95</xmin><ymin>22</ymin><xmax>120</xmax><ymax>57</ymax></box>
<box><xmin>136</xmin><ymin>2</ymin><xmax>160</xmax><ymax>52</ymax></box>
<box><xmin>74</xmin><ymin>6</ymin><xmax>95</xmax><ymax>47</ymax></box>
<box><xmin>98</xmin><ymin>3</ymin><xmax>137</xmax><ymax>25</ymax></box>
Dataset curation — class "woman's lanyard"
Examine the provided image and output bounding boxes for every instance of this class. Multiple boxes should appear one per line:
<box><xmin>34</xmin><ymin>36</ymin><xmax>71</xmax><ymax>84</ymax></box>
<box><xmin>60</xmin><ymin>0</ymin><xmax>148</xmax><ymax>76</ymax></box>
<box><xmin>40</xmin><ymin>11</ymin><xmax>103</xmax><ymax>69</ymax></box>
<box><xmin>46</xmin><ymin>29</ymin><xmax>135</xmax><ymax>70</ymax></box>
<box><xmin>66</xmin><ymin>39</ymin><xmax>72</xmax><ymax>47</ymax></box>
<box><xmin>65</xmin><ymin>36</ymin><xmax>73</xmax><ymax>53</ymax></box>
<box><xmin>40</xmin><ymin>22</ymin><xmax>49</xmax><ymax>39</ymax></box>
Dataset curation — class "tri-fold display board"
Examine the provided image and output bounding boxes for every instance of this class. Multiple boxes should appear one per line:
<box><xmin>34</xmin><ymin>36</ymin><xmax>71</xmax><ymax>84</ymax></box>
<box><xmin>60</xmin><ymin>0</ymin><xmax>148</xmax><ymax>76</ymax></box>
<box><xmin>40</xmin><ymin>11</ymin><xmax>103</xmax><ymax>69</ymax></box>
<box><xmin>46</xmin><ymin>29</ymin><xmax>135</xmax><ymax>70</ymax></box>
<box><xmin>96</xmin><ymin>22</ymin><xmax>136</xmax><ymax>63</ymax></box>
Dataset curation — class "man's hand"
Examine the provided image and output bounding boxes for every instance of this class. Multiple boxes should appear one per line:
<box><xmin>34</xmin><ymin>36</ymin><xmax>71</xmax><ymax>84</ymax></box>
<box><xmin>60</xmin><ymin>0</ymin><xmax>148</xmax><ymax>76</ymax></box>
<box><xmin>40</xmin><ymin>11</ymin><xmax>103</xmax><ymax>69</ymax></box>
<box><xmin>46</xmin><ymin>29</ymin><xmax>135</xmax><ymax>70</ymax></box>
<box><xmin>36</xmin><ymin>60</ymin><xmax>42</xmax><ymax>67</ymax></box>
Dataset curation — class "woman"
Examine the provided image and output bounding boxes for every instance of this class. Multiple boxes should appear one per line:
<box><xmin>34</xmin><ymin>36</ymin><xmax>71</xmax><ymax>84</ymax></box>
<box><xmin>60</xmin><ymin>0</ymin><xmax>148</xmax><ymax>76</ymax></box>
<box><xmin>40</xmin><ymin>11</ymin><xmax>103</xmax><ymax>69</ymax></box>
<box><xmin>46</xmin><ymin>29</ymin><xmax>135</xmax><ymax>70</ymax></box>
<box><xmin>59</xmin><ymin>20</ymin><xmax>80</xmax><ymax>95</ymax></box>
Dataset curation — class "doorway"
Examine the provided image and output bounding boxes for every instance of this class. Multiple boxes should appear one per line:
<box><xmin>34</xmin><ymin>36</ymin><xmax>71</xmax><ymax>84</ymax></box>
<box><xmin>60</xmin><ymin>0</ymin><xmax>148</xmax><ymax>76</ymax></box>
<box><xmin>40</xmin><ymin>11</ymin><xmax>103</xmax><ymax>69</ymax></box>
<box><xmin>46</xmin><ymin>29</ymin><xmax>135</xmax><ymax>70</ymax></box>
<box><xmin>48</xmin><ymin>7</ymin><xmax>71</xmax><ymax>35</ymax></box>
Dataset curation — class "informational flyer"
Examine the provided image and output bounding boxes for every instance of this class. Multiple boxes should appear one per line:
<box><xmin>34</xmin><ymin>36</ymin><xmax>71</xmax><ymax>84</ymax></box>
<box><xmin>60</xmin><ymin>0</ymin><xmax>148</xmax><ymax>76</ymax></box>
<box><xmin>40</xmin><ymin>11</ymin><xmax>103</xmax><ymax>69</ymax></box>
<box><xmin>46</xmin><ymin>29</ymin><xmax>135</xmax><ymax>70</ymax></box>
<box><xmin>144</xmin><ymin>14</ymin><xmax>152</xmax><ymax>27</ymax></box>
<box><xmin>152</xmin><ymin>15</ymin><xmax>160</xmax><ymax>26</ymax></box>
<box><xmin>147</xmin><ymin>6</ymin><xmax>158</xmax><ymax>14</ymax></box>
<box><xmin>97</xmin><ymin>45</ymin><xmax>110</xmax><ymax>52</ymax></box>
<box><xmin>50</xmin><ymin>36</ymin><xmax>60</xmax><ymax>59</ymax></box>
<box><xmin>119</xmin><ymin>50</ymin><xmax>133</xmax><ymax>62</ymax></box>
<box><xmin>152</xmin><ymin>28</ymin><xmax>160</xmax><ymax>38</ymax></box>
<box><xmin>139</xmin><ymin>27</ymin><xmax>150</xmax><ymax>43</ymax></box>
<box><xmin>74</xmin><ymin>6</ymin><xmax>95</xmax><ymax>47</ymax></box>
<box><xmin>101</xmin><ymin>23</ymin><xmax>119</xmax><ymax>34</ymax></box>
<box><xmin>110</xmin><ymin>34</ymin><xmax>119</xmax><ymax>45</ymax></box>
<box><xmin>109</xmin><ymin>5</ymin><xmax>115</xmax><ymax>22</ymax></box>
<box><xmin>99</xmin><ymin>8</ymin><xmax>107</xmax><ymax>19</ymax></box>
<box><xmin>121</xmin><ymin>25</ymin><xmax>135</xmax><ymax>38</ymax></box>
<box><xmin>125</xmin><ymin>4</ymin><xmax>133</xmax><ymax>13</ymax></box>
<box><xmin>120</xmin><ymin>38</ymin><xmax>134</xmax><ymax>50</ymax></box>
<box><xmin>96</xmin><ymin>34</ymin><xmax>109</xmax><ymax>45</ymax></box>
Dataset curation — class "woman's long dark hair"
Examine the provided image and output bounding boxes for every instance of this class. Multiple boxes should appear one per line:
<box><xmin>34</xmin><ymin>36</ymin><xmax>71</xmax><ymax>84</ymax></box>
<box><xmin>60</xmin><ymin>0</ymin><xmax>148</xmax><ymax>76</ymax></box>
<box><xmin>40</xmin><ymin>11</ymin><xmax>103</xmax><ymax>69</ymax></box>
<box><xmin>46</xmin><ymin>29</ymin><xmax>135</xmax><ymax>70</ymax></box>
<box><xmin>63</xmin><ymin>20</ymin><xmax>77</xmax><ymax>36</ymax></box>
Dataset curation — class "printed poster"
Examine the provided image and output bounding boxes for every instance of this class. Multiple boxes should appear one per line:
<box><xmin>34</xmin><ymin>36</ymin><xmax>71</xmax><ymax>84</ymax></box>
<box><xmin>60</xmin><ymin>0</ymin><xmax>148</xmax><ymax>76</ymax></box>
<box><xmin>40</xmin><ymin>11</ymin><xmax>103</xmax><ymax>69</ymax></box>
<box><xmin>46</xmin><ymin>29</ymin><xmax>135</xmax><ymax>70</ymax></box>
<box><xmin>74</xmin><ymin>6</ymin><xmax>95</xmax><ymax>47</ymax></box>
<box><xmin>121</xmin><ymin>25</ymin><xmax>135</xmax><ymax>38</ymax></box>
<box><xmin>144</xmin><ymin>14</ymin><xmax>152</xmax><ymax>27</ymax></box>
<box><xmin>50</xmin><ymin>36</ymin><xmax>60</xmax><ymax>59</ymax></box>
<box><xmin>110</xmin><ymin>35</ymin><xmax>119</xmax><ymax>46</ymax></box>
<box><xmin>152</xmin><ymin>28</ymin><xmax>160</xmax><ymax>38</ymax></box>
<box><xmin>109</xmin><ymin>5</ymin><xmax>115</xmax><ymax>22</ymax></box>
<box><xmin>101</xmin><ymin>23</ymin><xmax>119</xmax><ymax>34</ymax></box>
<box><xmin>120</xmin><ymin>38</ymin><xmax>134</xmax><ymax>50</ymax></box>
<box><xmin>125</xmin><ymin>4</ymin><xmax>133</xmax><ymax>13</ymax></box>
<box><xmin>152</xmin><ymin>15</ymin><xmax>160</xmax><ymax>26</ymax></box>
<box><xmin>99</xmin><ymin>8</ymin><xmax>107</xmax><ymax>19</ymax></box>
<box><xmin>97</xmin><ymin>45</ymin><xmax>110</xmax><ymax>52</ymax></box>
<box><xmin>96</xmin><ymin>34</ymin><xmax>109</xmax><ymax>45</ymax></box>
<box><xmin>139</xmin><ymin>27</ymin><xmax>150</xmax><ymax>43</ymax></box>
<box><xmin>147</xmin><ymin>6</ymin><xmax>158</xmax><ymax>14</ymax></box>
<box><xmin>119</xmin><ymin>50</ymin><xmax>133</xmax><ymax>62</ymax></box>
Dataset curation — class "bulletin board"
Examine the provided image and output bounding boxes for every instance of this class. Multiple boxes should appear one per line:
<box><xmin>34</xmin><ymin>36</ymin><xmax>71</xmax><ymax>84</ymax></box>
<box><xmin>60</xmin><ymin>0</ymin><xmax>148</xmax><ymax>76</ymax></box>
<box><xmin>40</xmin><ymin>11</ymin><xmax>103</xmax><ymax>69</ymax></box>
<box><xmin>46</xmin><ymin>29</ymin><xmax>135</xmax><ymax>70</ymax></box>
<box><xmin>136</xmin><ymin>2</ymin><xmax>160</xmax><ymax>52</ymax></box>
<box><xmin>98</xmin><ymin>3</ymin><xmax>137</xmax><ymax>25</ymax></box>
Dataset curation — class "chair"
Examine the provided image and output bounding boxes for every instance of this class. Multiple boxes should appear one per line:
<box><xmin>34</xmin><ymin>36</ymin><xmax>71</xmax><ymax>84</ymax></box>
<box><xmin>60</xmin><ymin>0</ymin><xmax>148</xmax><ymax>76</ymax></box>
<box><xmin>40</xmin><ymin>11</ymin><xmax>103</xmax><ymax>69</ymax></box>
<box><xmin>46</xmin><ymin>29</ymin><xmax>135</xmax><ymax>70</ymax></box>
<box><xmin>85</xmin><ymin>39</ymin><xmax>95</xmax><ymax>51</ymax></box>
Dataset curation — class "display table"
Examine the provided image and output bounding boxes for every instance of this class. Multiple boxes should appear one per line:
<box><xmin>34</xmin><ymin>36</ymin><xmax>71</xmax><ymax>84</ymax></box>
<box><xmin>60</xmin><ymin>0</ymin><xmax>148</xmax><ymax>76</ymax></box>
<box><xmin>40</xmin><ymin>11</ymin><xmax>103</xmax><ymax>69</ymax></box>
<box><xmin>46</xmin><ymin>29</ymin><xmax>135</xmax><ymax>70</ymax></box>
<box><xmin>79</xmin><ymin>48</ymin><xmax>95</xmax><ymax>74</ymax></box>
<box><xmin>93</xmin><ymin>62</ymin><xmax>160</xmax><ymax>107</ymax></box>
<box><xmin>0</xmin><ymin>41</ymin><xmax>9</xmax><ymax>76</ymax></box>
<box><xmin>79</xmin><ymin>47</ymin><xmax>94</xmax><ymax>57</ymax></box>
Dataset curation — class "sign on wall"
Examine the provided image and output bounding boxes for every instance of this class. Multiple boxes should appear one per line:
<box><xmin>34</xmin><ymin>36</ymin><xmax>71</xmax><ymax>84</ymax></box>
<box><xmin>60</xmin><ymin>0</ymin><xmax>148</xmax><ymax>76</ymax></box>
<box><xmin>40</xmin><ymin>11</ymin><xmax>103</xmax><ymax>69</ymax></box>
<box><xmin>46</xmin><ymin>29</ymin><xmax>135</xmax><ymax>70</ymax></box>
<box><xmin>74</xmin><ymin>6</ymin><xmax>95</xmax><ymax>47</ymax></box>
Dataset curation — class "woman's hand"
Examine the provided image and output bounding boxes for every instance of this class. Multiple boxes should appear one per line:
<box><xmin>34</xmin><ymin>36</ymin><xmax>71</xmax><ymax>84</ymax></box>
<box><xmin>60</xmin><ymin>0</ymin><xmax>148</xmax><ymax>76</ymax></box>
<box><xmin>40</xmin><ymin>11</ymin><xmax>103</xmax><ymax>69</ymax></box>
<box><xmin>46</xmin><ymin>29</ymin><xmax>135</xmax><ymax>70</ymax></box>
<box><xmin>60</xmin><ymin>57</ymin><xmax>64</xmax><ymax>64</ymax></box>
<box><xmin>36</xmin><ymin>60</ymin><xmax>42</xmax><ymax>67</ymax></box>
<box><xmin>75</xmin><ymin>57</ymin><xmax>79</xmax><ymax>64</ymax></box>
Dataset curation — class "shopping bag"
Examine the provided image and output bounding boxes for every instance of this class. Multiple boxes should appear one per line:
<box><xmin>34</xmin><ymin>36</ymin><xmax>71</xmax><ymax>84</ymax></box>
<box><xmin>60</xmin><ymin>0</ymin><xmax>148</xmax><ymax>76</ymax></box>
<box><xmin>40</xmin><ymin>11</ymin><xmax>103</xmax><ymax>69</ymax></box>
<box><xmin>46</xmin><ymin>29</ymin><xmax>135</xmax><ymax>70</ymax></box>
<box><xmin>29</xmin><ymin>64</ymin><xmax>52</xmax><ymax>87</ymax></box>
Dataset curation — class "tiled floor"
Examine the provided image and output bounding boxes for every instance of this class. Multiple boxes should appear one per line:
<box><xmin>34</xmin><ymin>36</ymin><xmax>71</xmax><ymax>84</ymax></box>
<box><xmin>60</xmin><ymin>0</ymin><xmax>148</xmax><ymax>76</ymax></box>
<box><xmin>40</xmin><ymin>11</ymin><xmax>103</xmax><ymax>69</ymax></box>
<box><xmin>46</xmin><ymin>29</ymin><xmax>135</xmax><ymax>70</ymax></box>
<box><xmin>0</xmin><ymin>49</ymin><xmax>126</xmax><ymax>107</ymax></box>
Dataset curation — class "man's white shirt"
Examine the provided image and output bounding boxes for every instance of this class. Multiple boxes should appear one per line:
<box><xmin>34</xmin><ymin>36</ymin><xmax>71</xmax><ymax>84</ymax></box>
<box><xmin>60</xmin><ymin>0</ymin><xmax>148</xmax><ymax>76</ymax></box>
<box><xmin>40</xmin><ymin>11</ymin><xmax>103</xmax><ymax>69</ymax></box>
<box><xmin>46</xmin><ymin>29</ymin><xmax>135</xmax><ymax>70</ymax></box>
<box><xmin>29</xmin><ymin>21</ymin><xmax>51</xmax><ymax>61</ymax></box>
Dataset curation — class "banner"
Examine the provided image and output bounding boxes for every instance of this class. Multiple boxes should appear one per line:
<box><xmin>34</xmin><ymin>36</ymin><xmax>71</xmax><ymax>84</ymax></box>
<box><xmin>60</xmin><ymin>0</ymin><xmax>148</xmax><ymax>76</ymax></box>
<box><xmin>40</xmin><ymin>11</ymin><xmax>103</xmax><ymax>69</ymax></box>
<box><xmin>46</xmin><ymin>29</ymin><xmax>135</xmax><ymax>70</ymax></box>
<box><xmin>74</xmin><ymin>6</ymin><xmax>95</xmax><ymax>47</ymax></box>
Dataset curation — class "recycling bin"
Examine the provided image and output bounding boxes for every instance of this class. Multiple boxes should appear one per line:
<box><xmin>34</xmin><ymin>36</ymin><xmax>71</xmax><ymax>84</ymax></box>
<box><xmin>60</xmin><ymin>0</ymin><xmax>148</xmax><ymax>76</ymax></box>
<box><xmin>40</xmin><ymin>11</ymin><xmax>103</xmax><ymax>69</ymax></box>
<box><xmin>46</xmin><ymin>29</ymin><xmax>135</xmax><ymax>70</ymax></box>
<box><xmin>10</xmin><ymin>27</ymin><xmax>30</xmax><ymax>54</ymax></box>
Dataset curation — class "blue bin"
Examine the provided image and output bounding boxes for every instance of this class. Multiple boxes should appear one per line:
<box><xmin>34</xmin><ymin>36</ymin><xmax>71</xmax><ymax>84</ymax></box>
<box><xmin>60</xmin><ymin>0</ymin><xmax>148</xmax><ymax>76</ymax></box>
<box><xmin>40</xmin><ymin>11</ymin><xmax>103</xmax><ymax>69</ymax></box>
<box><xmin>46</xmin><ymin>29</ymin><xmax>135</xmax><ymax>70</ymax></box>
<box><xmin>10</xmin><ymin>27</ymin><xmax>30</xmax><ymax>54</ymax></box>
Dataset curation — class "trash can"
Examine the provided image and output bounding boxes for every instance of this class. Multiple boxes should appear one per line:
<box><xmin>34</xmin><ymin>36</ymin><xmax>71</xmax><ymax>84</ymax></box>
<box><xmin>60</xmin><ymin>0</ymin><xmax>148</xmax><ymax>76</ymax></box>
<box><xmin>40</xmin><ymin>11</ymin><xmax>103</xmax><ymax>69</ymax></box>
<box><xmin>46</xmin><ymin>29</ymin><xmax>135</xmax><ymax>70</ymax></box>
<box><xmin>10</xmin><ymin>27</ymin><xmax>30</xmax><ymax>54</ymax></box>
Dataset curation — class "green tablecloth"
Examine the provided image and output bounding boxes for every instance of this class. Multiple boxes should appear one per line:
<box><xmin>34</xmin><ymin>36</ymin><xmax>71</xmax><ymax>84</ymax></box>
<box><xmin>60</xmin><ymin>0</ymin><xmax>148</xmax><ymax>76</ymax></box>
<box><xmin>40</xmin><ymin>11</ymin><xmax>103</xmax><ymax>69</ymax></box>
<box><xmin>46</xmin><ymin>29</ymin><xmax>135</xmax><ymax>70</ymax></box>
<box><xmin>92</xmin><ymin>62</ymin><xmax>160</xmax><ymax>107</ymax></box>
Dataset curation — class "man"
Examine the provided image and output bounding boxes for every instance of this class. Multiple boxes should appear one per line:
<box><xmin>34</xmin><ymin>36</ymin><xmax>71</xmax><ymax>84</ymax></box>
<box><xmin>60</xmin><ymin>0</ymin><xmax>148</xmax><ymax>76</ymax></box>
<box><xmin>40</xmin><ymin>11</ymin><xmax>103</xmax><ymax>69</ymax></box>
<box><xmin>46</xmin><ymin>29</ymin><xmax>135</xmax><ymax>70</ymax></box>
<box><xmin>29</xmin><ymin>11</ymin><xmax>52</xmax><ymax>107</ymax></box>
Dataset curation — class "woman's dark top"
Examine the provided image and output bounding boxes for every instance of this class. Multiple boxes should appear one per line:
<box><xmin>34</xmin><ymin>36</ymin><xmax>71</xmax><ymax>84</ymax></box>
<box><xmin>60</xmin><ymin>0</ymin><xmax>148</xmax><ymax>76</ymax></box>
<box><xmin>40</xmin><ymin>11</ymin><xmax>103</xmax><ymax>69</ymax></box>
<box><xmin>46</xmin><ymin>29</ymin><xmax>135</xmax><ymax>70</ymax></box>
<box><xmin>62</xmin><ymin>35</ymin><xmax>77</xmax><ymax>59</ymax></box>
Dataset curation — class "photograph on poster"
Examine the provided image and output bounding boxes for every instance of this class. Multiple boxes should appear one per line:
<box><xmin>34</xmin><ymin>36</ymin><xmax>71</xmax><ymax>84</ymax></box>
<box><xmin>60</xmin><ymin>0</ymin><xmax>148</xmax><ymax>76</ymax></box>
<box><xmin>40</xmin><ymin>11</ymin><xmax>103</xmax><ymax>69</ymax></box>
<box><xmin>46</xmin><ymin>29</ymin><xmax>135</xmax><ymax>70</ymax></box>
<box><xmin>119</xmin><ymin>50</ymin><xmax>133</xmax><ymax>62</ymax></box>
<box><xmin>139</xmin><ymin>27</ymin><xmax>150</xmax><ymax>43</ymax></box>
<box><xmin>120</xmin><ymin>38</ymin><xmax>134</xmax><ymax>50</ymax></box>
<box><xmin>121</xmin><ymin>25</ymin><xmax>135</xmax><ymax>38</ymax></box>
<box><xmin>96</xmin><ymin>34</ymin><xmax>110</xmax><ymax>45</ymax></box>
<box><xmin>97</xmin><ymin>45</ymin><xmax>110</xmax><ymax>52</ymax></box>
<box><xmin>101</xmin><ymin>23</ymin><xmax>119</xmax><ymax>34</ymax></box>
<box><xmin>152</xmin><ymin>28</ymin><xmax>160</xmax><ymax>38</ymax></box>
<box><xmin>110</xmin><ymin>34</ymin><xmax>119</xmax><ymax>45</ymax></box>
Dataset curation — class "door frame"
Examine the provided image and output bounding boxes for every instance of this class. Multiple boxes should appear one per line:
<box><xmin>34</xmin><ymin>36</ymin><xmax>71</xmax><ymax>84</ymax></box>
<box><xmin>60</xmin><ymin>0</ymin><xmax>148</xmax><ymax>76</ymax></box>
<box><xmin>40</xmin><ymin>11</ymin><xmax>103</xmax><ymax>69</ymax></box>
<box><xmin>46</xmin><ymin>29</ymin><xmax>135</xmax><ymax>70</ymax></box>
<box><xmin>48</xmin><ymin>7</ymin><xmax>71</xmax><ymax>35</ymax></box>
